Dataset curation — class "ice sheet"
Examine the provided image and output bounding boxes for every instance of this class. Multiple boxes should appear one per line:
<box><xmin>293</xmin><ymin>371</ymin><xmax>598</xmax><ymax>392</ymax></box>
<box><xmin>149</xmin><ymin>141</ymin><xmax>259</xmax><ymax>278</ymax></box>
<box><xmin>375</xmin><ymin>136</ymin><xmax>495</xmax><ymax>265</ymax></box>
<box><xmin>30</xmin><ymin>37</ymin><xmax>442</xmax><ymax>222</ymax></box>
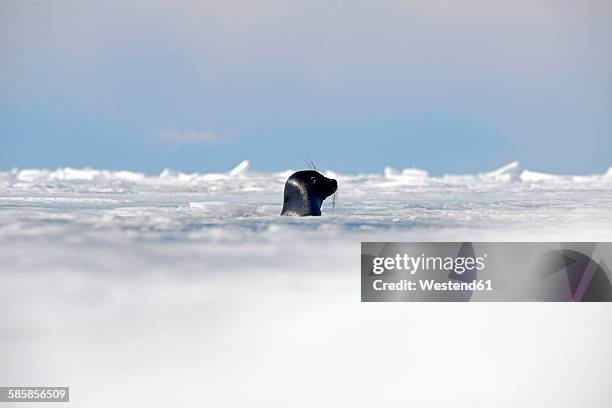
<box><xmin>1</xmin><ymin>161</ymin><xmax>611</xmax><ymax>407</ymax></box>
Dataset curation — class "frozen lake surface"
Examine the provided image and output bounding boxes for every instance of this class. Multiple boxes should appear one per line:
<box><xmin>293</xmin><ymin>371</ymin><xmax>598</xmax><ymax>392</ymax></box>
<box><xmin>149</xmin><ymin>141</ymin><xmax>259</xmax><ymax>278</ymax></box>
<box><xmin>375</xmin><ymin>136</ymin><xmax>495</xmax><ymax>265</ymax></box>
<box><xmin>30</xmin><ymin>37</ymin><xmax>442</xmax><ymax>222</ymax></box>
<box><xmin>1</xmin><ymin>161</ymin><xmax>611</xmax><ymax>407</ymax></box>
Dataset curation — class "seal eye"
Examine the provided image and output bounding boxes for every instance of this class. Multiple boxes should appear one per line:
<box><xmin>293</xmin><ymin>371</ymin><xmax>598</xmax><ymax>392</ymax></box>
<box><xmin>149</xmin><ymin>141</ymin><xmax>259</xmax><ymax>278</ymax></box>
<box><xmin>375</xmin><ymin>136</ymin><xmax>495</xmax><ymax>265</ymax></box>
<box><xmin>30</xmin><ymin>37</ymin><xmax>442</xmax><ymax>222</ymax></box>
<box><xmin>310</xmin><ymin>176</ymin><xmax>317</xmax><ymax>184</ymax></box>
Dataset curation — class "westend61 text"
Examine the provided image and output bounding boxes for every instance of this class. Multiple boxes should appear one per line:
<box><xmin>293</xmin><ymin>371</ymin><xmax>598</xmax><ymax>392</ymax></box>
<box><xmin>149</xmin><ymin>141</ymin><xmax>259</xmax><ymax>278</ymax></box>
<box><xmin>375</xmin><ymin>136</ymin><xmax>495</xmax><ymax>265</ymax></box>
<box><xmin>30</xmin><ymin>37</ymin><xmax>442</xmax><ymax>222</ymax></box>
<box><xmin>373</xmin><ymin>279</ymin><xmax>493</xmax><ymax>292</ymax></box>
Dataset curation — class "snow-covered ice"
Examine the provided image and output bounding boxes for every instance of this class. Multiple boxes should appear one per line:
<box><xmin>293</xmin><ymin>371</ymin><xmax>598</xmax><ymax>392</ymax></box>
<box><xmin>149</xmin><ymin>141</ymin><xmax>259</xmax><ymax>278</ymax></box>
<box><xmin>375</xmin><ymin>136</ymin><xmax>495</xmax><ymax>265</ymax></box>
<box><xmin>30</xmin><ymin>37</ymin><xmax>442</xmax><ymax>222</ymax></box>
<box><xmin>1</xmin><ymin>161</ymin><xmax>611</xmax><ymax>407</ymax></box>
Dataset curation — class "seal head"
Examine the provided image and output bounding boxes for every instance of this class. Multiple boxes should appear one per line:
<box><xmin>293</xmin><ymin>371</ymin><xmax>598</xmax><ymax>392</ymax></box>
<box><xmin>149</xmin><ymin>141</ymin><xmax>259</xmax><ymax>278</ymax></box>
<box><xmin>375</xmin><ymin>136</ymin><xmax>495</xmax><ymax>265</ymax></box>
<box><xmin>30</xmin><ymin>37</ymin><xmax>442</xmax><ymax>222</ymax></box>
<box><xmin>281</xmin><ymin>170</ymin><xmax>338</xmax><ymax>216</ymax></box>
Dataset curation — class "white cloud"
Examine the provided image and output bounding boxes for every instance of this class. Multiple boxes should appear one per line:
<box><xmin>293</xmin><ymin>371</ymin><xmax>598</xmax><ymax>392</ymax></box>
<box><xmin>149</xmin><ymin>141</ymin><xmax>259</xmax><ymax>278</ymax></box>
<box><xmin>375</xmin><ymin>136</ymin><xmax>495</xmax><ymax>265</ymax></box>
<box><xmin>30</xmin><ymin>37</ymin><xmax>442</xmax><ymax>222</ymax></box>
<box><xmin>157</xmin><ymin>129</ymin><xmax>235</xmax><ymax>145</ymax></box>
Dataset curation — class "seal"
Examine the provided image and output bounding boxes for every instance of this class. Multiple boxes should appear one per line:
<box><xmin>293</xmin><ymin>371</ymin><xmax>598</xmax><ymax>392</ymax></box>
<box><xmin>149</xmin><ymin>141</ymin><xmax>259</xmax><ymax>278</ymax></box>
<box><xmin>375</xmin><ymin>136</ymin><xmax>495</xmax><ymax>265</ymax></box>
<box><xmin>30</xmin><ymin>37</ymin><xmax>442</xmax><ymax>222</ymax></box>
<box><xmin>281</xmin><ymin>170</ymin><xmax>338</xmax><ymax>216</ymax></box>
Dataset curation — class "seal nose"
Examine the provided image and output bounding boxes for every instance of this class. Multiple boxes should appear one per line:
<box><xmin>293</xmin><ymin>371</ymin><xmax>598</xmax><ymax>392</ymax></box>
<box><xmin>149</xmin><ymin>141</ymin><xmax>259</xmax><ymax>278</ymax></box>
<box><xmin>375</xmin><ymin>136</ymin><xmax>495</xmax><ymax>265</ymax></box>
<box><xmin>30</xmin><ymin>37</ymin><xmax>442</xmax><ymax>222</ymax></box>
<box><xmin>330</xmin><ymin>178</ymin><xmax>338</xmax><ymax>192</ymax></box>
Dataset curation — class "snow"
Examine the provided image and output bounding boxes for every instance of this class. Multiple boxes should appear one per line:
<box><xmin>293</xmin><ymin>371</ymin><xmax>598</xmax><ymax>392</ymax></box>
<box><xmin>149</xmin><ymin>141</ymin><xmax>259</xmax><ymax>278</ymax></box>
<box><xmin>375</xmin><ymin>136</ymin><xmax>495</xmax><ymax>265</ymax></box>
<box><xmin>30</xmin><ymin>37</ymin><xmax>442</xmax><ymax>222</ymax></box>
<box><xmin>1</xmin><ymin>161</ymin><xmax>611</xmax><ymax>407</ymax></box>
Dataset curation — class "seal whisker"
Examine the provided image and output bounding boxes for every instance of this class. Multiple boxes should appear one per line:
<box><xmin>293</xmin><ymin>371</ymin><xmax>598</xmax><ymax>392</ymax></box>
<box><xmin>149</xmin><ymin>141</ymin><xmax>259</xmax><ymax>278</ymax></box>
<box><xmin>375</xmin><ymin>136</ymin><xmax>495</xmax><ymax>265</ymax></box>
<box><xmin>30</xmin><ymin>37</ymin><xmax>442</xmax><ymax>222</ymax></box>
<box><xmin>331</xmin><ymin>189</ymin><xmax>338</xmax><ymax>214</ymax></box>
<box><xmin>300</xmin><ymin>157</ymin><xmax>312</xmax><ymax>170</ymax></box>
<box><xmin>309</xmin><ymin>158</ymin><xmax>317</xmax><ymax>172</ymax></box>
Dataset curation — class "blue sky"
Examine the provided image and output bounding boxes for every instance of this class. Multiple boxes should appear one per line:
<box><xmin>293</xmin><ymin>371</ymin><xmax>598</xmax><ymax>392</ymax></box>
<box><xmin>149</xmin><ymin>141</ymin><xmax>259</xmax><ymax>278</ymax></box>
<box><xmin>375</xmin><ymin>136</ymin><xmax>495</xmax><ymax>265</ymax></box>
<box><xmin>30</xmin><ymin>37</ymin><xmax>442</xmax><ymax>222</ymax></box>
<box><xmin>1</xmin><ymin>0</ymin><xmax>611</xmax><ymax>175</ymax></box>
